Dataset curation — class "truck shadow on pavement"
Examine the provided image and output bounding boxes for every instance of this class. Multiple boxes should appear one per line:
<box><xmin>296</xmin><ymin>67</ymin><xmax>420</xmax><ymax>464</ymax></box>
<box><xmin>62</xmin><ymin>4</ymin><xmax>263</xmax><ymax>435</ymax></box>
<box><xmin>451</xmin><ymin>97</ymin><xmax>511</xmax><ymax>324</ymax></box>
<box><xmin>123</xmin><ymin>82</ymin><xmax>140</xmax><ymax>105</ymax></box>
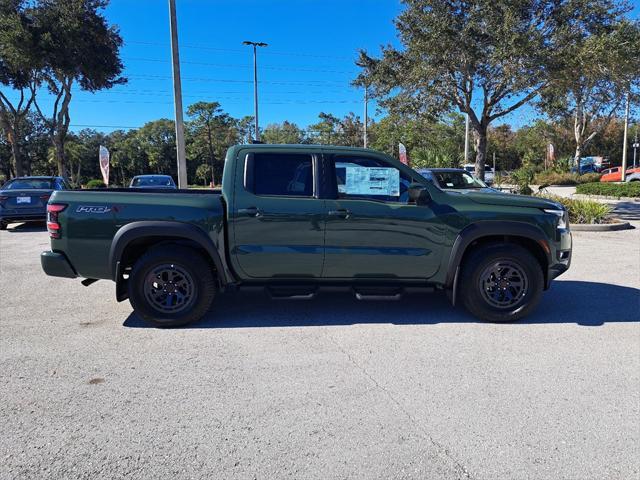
<box><xmin>123</xmin><ymin>280</ymin><xmax>639</xmax><ymax>329</ymax></box>
<box><xmin>4</xmin><ymin>222</ymin><xmax>47</xmax><ymax>233</ymax></box>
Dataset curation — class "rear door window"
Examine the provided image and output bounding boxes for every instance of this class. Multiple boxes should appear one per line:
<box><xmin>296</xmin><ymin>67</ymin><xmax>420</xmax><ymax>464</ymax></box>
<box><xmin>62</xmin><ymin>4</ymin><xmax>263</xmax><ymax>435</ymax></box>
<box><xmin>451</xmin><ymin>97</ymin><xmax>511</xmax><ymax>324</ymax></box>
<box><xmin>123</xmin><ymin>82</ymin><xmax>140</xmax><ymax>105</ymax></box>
<box><xmin>245</xmin><ymin>153</ymin><xmax>314</xmax><ymax>197</ymax></box>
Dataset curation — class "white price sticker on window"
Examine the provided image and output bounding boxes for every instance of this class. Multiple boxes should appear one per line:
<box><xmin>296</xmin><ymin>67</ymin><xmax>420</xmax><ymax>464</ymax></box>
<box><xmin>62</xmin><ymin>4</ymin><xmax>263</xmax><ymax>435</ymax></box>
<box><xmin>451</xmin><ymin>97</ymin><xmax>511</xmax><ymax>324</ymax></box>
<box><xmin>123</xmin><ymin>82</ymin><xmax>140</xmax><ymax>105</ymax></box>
<box><xmin>342</xmin><ymin>166</ymin><xmax>400</xmax><ymax>197</ymax></box>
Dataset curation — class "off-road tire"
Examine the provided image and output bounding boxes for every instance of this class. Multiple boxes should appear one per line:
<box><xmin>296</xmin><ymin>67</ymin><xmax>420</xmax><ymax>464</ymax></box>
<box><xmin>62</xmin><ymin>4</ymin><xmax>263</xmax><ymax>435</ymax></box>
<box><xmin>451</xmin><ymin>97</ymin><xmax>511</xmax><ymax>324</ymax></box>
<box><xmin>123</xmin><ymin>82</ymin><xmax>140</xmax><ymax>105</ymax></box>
<box><xmin>128</xmin><ymin>245</ymin><xmax>216</xmax><ymax>327</ymax></box>
<box><xmin>459</xmin><ymin>243</ymin><xmax>544</xmax><ymax>322</ymax></box>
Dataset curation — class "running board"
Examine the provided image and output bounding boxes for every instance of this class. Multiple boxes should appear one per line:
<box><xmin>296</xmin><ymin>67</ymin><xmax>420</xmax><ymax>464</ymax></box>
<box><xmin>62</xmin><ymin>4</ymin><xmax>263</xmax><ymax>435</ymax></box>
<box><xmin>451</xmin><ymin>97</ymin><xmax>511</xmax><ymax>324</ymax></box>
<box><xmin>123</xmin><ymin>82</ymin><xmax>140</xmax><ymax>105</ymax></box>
<box><xmin>353</xmin><ymin>287</ymin><xmax>404</xmax><ymax>301</ymax></box>
<box><xmin>266</xmin><ymin>286</ymin><xmax>317</xmax><ymax>300</ymax></box>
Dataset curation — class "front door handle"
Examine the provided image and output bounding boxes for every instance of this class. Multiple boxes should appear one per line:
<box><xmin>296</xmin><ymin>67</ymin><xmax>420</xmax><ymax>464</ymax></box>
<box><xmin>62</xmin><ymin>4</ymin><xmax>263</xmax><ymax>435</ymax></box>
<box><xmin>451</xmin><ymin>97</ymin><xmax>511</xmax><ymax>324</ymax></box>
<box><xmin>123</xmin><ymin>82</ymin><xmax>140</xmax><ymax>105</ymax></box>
<box><xmin>328</xmin><ymin>209</ymin><xmax>351</xmax><ymax>219</ymax></box>
<box><xmin>238</xmin><ymin>206</ymin><xmax>261</xmax><ymax>217</ymax></box>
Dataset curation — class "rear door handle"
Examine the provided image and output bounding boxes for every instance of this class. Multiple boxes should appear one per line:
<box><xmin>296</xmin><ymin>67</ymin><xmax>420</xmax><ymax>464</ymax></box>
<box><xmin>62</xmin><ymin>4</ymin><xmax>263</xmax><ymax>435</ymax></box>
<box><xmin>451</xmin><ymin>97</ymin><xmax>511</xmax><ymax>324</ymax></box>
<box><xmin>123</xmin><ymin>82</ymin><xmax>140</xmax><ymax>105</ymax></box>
<box><xmin>238</xmin><ymin>206</ymin><xmax>261</xmax><ymax>217</ymax></box>
<box><xmin>328</xmin><ymin>209</ymin><xmax>351</xmax><ymax>219</ymax></box>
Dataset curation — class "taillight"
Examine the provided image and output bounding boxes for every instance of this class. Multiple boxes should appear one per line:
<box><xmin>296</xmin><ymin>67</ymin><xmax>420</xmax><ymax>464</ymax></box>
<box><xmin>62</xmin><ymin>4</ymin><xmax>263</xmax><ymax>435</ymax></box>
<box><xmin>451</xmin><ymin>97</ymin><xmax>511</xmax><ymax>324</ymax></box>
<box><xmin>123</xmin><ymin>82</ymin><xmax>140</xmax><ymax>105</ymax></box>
<box><xmin>47</xmin><ymin>203</ymin><xmax>67</xmax><ymax>239</ymax></box>
<box><xmin>40</xmin><ymin>194</ymin><xmax>51</xmax><ymax>202</ymax></box>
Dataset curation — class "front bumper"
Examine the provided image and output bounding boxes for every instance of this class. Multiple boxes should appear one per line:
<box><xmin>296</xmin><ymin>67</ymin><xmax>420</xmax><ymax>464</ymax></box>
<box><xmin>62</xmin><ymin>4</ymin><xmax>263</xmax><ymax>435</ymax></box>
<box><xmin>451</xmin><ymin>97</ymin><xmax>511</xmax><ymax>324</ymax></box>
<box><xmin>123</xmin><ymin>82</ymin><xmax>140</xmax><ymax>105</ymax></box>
<box><xmin>546</xmin><ymin>228</ymin><xmax>572</xmax><ymax>288</ymax></box>
<box><xmin>41</xmin><ymin>251</ymin><xmax>77</xmax><ymax>278</ymax></box>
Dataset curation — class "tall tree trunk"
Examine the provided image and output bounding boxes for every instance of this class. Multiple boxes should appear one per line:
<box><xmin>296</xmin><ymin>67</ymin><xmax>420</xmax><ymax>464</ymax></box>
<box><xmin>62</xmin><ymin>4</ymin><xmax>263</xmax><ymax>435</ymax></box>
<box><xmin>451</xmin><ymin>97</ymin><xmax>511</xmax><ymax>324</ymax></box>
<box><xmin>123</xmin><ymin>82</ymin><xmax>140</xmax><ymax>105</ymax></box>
<box><xmin>474</xmin><ymin>127</ymin><xmax>488</xmax><ymax>180</ymax></box>
<box><xmin>53</xmin><ymin>136</ymin><xmax>67</xmax><ymax>178</ymax></box>
<box><xmin>8</xmin><ymin>132</ymin><xmax>24</xmax><ymax>177</ymax></box>
<box><xmin>574</xmin><ymin>143</ymin><xmax>582</xmax><ymax>173</ymax></box>
<box><xmin>0</xmin><ymin>89</ymin><xmax>34</xmax><ymax>179</ymax></box>
<box><xmin>32</xmin><ymin>77</ymin><xmax>73</xmax><ymax>180</ymax></box>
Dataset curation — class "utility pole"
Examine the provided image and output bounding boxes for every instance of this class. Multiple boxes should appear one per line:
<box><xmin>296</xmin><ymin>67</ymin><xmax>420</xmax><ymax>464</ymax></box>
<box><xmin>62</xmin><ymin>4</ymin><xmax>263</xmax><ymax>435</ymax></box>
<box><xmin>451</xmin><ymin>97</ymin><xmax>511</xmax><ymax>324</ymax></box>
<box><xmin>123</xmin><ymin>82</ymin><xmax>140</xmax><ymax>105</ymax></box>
<box><xmin>243</xmin><ymin>41</ymin><xmax>268</xmax><ymax>142</ymax></box>
<box><xmin>168</xmin><ymin>0</ymin><xmax>187</xmax><ymax>188</ymax></box>
<box><xmin>363</xmin><ymin>86</ymin><xmax>368</xmax><ymax>148</ymax></box>
<box><xmin>621</xmin><ymin>93</ymin><xmax>630</xmax><ymax>182</ymax></box>
<box><xmin>632</xmin><ymin>125</ymin><xmax>638</xmax><ymax>169</ymax></box>
<box><xmin>464</xmin><ymin>112</ymin><xmax>470</xmax><ymax>165</ymax></box>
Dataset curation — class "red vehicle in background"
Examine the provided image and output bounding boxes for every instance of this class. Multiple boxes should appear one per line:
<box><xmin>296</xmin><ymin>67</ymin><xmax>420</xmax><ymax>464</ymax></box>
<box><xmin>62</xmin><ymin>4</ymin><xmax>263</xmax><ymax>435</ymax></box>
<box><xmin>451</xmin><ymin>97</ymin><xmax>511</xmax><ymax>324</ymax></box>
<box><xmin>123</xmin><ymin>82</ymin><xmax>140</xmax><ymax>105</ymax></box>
<box><xmin>600</xmin><ymin>166</ymin><xmax>640</xmax><ymax>182</ymax></box>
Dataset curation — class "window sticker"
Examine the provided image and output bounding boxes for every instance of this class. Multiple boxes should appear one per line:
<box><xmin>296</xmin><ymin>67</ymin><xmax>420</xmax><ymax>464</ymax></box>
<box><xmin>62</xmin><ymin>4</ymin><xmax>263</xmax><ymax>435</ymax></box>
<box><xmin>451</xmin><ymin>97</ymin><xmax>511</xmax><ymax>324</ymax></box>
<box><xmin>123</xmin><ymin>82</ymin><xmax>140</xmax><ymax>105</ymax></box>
<box><xmin>337</xmin><ymin>164</ymin><xmax>400</xmax><ymax>197</ymax></box>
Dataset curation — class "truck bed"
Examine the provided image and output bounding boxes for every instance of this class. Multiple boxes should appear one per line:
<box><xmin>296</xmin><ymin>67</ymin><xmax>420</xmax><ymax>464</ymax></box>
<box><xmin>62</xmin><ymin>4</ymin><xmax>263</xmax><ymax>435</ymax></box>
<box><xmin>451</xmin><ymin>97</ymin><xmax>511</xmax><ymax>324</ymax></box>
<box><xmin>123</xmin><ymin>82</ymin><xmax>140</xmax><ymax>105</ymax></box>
<box><xmin>48</xmin><ymin>188</ymin><xmax>225</xmax><ymax>279</ymax></box>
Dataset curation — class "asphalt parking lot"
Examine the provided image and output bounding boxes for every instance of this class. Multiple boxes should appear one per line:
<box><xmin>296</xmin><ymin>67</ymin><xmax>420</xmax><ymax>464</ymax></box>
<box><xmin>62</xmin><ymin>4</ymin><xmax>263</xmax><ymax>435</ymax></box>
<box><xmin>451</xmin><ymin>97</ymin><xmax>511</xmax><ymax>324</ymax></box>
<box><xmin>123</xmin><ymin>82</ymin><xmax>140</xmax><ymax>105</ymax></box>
<box><xmin>1</xmin><ymin>215</ymin><xmax>639</xmax><ymax>480</ymax></box>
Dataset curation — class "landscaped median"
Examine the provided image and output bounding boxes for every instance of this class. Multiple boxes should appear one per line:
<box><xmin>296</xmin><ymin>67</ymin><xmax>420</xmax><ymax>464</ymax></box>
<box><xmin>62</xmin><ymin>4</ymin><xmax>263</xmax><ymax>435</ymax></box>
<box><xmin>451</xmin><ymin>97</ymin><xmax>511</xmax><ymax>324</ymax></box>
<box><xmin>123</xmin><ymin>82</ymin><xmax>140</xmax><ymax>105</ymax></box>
<box><xmin>540</xmin><ymin>193</ymin><xmax>632</xmax><ymax>231</ymax></box>
<box><xmin>575</xmin><ymin>182</ymin><xmax>640</xmax><ymax>200</ymax></box>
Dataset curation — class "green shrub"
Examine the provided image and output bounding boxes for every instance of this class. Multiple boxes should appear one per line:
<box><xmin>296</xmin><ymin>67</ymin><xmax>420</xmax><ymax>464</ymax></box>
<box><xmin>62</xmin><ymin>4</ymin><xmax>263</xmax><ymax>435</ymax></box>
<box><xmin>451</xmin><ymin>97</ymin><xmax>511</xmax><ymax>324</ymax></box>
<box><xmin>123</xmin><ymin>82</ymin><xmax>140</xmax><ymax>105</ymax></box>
<box><xmin>411</xmin><ymin>148</ymin><xmax>458</xmax><ymax>169</ymax></box>
<box><xmin>552</xmin><ymin>156</ymin><xmax>573</xmax><ymax>173</ymax></box>
<box><xmin>85</xmin><ymin>179</ymin><xmax>106</xmax><ymax>189</ymax></box>
<box><xmin>533</xmin><ymin>171</ymin><xmax>602</xmax><ymax>186</ymax></box>
<box><xmin>576</xmin><ymin>182</ymin><xmax>640</xmax><ymax>198</ymax></box>
<box><xmin>576</xmin><ymin>173</ymin><xmax>602</xmax><ymax>184</ymax></box>
<box><xmin>540</xmin><ymin>194</ymin><xmax>612</xmax><ymax>224</ymax></box>
<box><xmin>510</xmin><ymin>166</ymin><xmax>535</xmax><ymax>194</ymax></box>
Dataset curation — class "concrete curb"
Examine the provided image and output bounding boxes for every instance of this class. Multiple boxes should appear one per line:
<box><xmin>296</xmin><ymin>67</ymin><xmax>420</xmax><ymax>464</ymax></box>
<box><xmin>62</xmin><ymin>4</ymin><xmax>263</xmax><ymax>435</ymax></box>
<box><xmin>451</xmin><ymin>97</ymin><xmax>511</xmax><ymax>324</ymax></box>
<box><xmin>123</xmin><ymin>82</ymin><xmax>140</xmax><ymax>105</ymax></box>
<box><xmin>571</xmin><ymin>194</ymin><xmax>640</xmax><ymax>202</ymax></box>
<box><xmin>571</xmin><ymin>221</ymin><xmax>632</xmax><ymax>231</ymax></box>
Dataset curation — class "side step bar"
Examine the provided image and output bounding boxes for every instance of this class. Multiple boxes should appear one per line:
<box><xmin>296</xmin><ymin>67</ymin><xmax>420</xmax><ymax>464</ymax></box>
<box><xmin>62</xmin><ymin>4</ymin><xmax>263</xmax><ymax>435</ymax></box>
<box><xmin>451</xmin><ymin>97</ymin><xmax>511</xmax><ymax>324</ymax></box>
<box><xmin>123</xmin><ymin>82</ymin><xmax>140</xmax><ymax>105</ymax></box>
<box><xmin>353</xmin><ymin>287</ymin><xmax>403</xmax><ymax>301</ymax></box>
<box><xmin>267</xmin><ymin>286</ymin><xmax>317</xmax><ymax>300</ymax></box>
<box><xmin>263</xmin><ymin>285</ymin><xmax>412</xmax><ymax>301</ymax></box>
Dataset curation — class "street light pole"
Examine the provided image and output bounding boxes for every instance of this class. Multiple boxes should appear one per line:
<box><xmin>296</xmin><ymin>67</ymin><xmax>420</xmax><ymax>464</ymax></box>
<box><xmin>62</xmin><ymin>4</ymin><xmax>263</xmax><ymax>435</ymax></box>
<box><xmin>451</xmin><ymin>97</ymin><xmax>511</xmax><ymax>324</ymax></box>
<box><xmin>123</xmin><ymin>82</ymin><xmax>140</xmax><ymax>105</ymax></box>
<box><xmin>243</xmin><ymin>41</ymin><xmax>268</xmax><ymax>142</ymax></box>
<box><xmin>168</xmin><ymin>0</ymin><xmax>187</xmax><ymax>188</ymax></box>
<box><xmin>363</xmin><ymin>86</ymin><xmax>368</xmax><ymax>148</ymax></box>
<box><xmin>633</xmin><ymin>126</ymin><xmax>638</xmax><ymax>169</ymax></box>
<box><xmin>621</xmin><ymin>93</ymin><xmax>630</xmax><ymax>182</ymax></box>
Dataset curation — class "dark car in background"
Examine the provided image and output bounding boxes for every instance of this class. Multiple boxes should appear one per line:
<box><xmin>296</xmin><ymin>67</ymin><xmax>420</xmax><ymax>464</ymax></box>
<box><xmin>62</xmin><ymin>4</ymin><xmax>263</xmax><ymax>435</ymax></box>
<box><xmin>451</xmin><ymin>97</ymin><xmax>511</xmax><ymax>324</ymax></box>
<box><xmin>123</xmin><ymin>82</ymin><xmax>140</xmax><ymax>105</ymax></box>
<box><xmin>0</xmin><ymin>176</ymin><xmax>71</xmax><ymax>230</ymax></box>
<box><xmin>417</xmin><ymin>168</ymin><xmax>498</xmax><ymax>193</ymax></box>
<box><xmin>129</xmin><ymin>175</ymin><xmax>176</xmax><ymax>189</ymax></box>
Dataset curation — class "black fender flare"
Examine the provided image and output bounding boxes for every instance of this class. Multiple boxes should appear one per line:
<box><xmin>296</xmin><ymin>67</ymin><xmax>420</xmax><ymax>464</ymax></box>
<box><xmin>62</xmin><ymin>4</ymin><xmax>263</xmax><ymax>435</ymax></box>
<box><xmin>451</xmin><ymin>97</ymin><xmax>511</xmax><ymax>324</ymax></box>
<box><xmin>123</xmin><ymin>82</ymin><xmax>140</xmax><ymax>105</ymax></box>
<box><xmin>445</xmin><ymin>221</ymin><xmax>552</xmax><ymax>291</ymax></box>
<box><xmin>109</xmin><ymin>221</ymin><xmax>228</xmax><ymax>284</ymax></box>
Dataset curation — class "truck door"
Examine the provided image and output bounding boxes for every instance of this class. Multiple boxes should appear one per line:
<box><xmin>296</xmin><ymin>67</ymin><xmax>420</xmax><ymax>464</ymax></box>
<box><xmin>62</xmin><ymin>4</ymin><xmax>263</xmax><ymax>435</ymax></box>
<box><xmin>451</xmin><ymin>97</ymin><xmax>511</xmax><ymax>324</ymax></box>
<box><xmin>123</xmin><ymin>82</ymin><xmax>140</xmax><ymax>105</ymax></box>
<box><xmin>230</xmin><ymin>151</ymin><xmax>326</xmax><ymax>279</ymax></box>
<box><xmin>322</xmin><ymin>153</ymin><xmax>443</xmax><ymax>279</ymax></box>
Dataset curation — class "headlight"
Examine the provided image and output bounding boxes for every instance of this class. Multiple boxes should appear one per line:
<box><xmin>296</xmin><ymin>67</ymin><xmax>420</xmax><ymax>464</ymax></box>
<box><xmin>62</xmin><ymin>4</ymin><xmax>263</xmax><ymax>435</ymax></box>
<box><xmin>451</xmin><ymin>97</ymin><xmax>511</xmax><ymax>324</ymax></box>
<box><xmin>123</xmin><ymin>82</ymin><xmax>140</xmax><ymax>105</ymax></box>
<box><xmin>544</xmin><ymin>209</ymin><xmax>567</xmax><ymax>229</ymax></box>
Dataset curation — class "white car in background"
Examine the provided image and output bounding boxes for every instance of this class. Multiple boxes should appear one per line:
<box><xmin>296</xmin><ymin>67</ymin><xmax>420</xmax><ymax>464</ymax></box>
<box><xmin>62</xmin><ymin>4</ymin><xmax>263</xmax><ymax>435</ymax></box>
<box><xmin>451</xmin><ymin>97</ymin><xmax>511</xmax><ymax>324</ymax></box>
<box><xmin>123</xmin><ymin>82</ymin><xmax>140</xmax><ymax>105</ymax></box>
<box><xmin>463</xmin><ymin>164</ymin><xmax>494</xmax><ymax>185</ymax></box>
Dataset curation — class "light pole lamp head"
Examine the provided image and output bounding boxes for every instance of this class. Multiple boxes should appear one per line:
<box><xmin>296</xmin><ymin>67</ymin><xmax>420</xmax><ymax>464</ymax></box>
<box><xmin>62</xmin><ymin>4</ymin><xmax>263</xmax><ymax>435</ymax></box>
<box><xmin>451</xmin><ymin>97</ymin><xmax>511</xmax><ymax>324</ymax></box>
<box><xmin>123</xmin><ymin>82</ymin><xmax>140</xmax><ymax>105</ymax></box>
<box><xmin>243</xmin><ymin>41</ymin><xmax>268</xmax><ymax>47</ymax></box>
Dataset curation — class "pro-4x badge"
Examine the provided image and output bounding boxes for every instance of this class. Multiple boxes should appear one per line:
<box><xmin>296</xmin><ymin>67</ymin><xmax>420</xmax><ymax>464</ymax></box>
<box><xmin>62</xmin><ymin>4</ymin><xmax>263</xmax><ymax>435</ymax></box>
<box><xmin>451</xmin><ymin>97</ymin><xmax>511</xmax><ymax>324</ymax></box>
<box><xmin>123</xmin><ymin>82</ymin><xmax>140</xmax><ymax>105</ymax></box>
<box><xmin>76</xmin><ymin>205</ymin><xmax>112</xmax><ymax>214</ymax></box>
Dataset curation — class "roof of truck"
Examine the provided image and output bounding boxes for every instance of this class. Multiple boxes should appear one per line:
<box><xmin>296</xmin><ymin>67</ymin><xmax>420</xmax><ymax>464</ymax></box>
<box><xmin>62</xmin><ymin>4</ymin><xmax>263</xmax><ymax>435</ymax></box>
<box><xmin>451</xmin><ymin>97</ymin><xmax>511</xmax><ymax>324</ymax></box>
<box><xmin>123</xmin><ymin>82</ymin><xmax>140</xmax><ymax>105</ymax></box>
<box><xmin>231</xmin><ymin>144</ymin><xmax>380</xmax><ymax>154</ymax></box>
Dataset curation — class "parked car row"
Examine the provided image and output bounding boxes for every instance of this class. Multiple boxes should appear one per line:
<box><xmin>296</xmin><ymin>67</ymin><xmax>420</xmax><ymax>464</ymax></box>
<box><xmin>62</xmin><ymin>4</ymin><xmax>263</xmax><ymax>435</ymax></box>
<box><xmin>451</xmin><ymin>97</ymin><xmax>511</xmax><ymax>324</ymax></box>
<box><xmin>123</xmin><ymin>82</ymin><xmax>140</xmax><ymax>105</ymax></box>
<box><xmin>2</xmin><ymin>160</ymin><xmax>635</xmax><ymax>231</ymax></box>
<box><xmin>0</xmin><ymin>175</ymin><xmax>179</xmax><ymax>229</ymax></box>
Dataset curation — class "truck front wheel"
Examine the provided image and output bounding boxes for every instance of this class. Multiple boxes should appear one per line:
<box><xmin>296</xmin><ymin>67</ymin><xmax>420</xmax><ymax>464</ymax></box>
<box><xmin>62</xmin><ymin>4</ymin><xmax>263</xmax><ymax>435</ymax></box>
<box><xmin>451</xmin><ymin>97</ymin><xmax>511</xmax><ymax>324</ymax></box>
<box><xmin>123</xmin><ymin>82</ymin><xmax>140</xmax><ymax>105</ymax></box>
<box><xmin>128</xmin><ymin>245</ymin><xmax>216</xmax><ymax>327</ymax></box>
<box><xmin>459</xmin><ymin>244</ymin><xmax>543</xmax><ymax>322</ymax></box>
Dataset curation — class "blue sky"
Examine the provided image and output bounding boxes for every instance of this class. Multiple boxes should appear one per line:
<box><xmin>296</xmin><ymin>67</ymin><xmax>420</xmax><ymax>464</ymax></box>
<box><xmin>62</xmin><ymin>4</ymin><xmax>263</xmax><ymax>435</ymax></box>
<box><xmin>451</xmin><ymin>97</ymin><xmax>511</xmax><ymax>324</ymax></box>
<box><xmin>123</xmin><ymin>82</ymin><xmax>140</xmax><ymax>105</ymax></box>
<box><xmin>16</xmin><ymin>0</ymin><xmax>640</xmax><ymax>133</ymax></box>
<box><xmin>66</xmin><ymin>0</ymin><xmax>402</xmax><ymax>133</ymax></box>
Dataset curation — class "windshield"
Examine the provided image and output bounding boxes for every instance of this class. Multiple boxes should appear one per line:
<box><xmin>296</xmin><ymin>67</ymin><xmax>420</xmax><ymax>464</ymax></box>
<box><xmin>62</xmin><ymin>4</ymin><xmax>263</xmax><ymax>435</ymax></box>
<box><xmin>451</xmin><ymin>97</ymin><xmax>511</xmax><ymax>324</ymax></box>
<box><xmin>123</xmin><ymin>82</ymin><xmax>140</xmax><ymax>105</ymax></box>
<box><xmin>434</xmin><ymin>171</ymin><xmax>487</xmax><ymax>189</ymax></box>
<box><xmin>132</xmin><ymin>176</ymin><xmax>174</xmax><ymax>187</ymax></box>
<box><xmin>2</xmin><ymin>178</ymin><xmax>53</xmax><ymax>190</ymax></box>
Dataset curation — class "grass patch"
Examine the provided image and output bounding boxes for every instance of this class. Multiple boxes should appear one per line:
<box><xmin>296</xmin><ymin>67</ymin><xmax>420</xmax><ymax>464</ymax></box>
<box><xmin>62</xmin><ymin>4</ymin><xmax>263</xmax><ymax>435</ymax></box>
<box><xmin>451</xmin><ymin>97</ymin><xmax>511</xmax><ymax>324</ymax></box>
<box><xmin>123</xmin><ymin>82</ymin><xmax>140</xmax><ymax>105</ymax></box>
<box><xmin>576</xmin><ymin>182</ymin><xmax>640</xmax><ymax>198</ymax></box>
<box><xmin>540</xmin><ymin>194</ymin><xmax>612</xmax><ymax>224</ymax></box>
<box><xmin>533</xmin><ymin>171</ymin><xmax>601</xmax><ymax>186</ymax></box>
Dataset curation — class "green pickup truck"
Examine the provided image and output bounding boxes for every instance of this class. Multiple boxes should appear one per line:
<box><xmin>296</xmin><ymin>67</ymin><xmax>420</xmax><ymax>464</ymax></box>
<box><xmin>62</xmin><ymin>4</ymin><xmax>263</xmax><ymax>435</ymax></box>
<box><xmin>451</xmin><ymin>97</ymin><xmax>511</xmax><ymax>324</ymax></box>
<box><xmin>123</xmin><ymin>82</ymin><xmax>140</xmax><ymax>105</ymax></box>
<box><xmin>41</xmin><ymin>144</ymin><xmax>572</xmax><ymax>326</ymax></box>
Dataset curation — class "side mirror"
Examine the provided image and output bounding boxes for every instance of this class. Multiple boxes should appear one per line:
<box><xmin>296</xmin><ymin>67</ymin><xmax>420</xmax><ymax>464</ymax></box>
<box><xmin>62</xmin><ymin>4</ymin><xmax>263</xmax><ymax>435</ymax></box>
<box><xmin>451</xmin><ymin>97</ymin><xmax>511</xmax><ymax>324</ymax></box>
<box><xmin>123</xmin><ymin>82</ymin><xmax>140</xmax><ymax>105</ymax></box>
<box><xmin>408</xmin><ymin>183</ymin><xmax>432</xmax><ymax>205</ymax></box>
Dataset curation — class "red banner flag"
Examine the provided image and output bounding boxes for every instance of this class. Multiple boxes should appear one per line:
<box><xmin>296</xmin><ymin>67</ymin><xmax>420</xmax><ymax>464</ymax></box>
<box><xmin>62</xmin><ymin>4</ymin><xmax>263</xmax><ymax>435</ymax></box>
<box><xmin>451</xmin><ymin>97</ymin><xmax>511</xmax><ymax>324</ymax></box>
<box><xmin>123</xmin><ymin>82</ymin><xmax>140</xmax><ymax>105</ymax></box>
<box><xmin>399</xmin><ymin>143</ymin><xmax>409</xmax><ymax>166</ymax></box>
<box><xmin>99</xmin><ymin>146</ymin><xmax>110</xmax><ymax>186</ymax></box>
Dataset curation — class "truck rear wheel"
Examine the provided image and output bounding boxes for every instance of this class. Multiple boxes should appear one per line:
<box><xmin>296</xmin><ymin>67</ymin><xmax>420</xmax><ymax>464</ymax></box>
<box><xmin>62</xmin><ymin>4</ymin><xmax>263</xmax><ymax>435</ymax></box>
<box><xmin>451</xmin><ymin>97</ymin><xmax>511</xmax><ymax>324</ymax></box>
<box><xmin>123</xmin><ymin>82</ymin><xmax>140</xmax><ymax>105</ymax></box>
<box><xmin>128</xmin><ymin>245</ymin><xmax>216</xmax><ymax>327</ymax></box>
<box><xmin>459</xmin><ymin>244</ymin><xmax>543</xmax><ymax>322</ymax></box>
